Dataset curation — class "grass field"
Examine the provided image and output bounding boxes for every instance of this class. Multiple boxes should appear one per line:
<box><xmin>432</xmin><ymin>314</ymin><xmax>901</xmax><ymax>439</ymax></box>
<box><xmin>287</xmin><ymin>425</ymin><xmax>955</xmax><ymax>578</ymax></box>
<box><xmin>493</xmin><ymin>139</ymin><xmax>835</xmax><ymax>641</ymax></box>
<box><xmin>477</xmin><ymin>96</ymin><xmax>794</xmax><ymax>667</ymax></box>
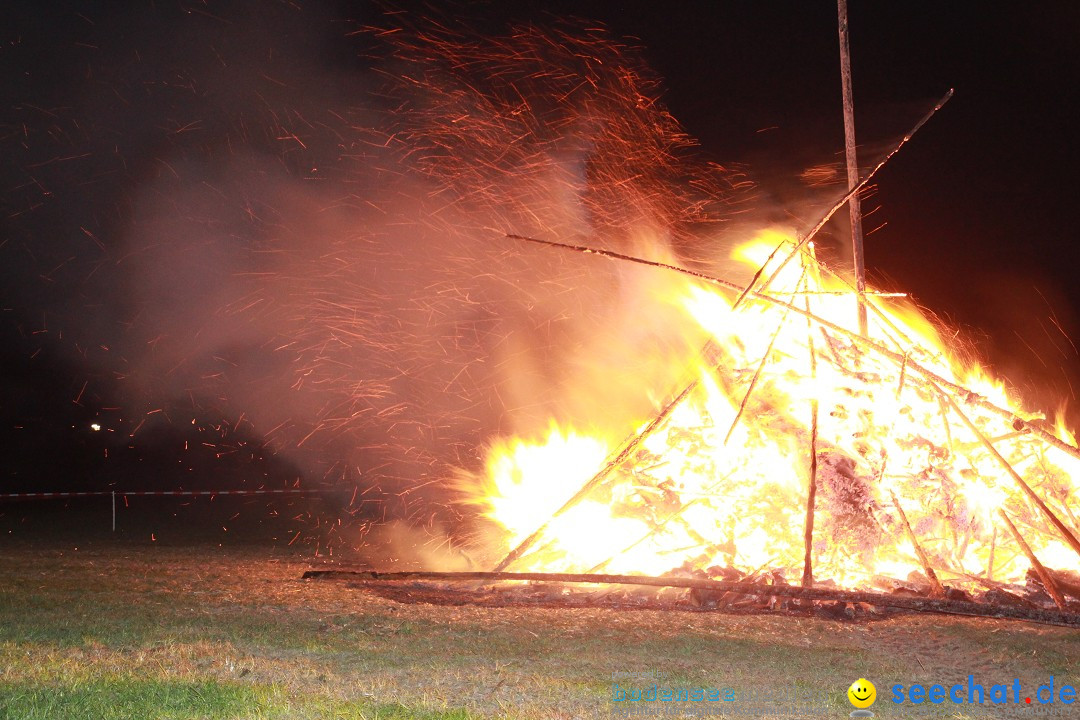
<box><xmin>1</xmin><ymin>540</ymin><xmax>1078</xmax><ymax>719</ymax></box>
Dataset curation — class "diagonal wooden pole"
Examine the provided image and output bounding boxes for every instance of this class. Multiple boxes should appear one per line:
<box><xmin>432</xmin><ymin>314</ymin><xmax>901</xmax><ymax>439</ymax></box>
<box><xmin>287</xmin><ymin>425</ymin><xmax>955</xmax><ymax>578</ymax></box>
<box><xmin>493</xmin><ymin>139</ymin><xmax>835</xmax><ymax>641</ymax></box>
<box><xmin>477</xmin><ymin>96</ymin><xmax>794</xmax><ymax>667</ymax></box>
<box><xmin>939</xmin><ymin>388</ymin><xmax>1080</xmax><ymax>561</ymax></box>
<box><xmin>999</xmin><ymin>509</ymin><xmax>1067</xmax><ymax>610</ymax></box>
<box><xmin>730</xmin><ymin>88</ymin><xmax>953</xmax><ymax>311</ymax></box>
<box><xmin>890</xmin><ymin>490</ymin><xmax>946</xmax><ymax>597</ymax></box>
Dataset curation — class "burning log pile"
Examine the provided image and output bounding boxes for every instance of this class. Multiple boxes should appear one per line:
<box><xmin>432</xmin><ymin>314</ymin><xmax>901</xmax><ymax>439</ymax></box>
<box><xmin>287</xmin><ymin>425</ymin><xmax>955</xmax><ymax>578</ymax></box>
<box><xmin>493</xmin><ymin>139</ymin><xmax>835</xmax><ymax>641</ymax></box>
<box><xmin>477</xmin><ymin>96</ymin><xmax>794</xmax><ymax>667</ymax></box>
<box><xmin>436</xmin><ymin>98</ymin><xmax>1080</xmax><ymax>625</ymax></box>
<box><xmin>292</xmin><ymin>27</ymin><xmax>1080</xmax><ymax>626</ymax></box>
<box><xmin>311</xmin><ymin>195</ymin><xmax>1080</xmax><ymax>627</ymax></box>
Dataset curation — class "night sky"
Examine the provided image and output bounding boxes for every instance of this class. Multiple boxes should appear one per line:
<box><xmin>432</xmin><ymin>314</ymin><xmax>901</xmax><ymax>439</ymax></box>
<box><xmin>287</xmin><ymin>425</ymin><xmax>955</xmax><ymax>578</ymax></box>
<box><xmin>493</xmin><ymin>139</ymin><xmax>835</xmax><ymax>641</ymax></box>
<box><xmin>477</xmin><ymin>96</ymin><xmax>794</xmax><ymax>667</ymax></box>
<box><xmin>3</xmin><ymin>1</ymin><xmax>1080</xmax><ymax>510</ymax></box>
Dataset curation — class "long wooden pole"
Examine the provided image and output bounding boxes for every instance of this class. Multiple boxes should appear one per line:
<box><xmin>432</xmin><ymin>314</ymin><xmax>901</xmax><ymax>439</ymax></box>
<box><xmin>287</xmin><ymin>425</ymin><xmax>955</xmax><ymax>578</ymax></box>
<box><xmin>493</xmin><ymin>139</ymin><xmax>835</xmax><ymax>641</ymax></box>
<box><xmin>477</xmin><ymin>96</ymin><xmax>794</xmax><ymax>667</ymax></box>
<box><xmin>837</xmin><ymin>0</ymin><xmax>868</xmax><ymax>336</ymax></box>
<box><xmin>802</xmin><ymin>290</ymin><xmax>819</xmax><ymax>588</ymax></box>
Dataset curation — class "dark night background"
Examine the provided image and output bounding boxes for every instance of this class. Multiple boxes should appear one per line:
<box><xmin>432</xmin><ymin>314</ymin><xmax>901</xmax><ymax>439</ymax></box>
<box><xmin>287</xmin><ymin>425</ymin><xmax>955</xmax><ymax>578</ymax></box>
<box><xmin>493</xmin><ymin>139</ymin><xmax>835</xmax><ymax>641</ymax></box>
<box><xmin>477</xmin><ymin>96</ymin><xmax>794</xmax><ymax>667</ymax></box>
<box><xmin>2</xmin><ymin>1</ymin><xmax>1079</xmax><ymax>540</ymax></box>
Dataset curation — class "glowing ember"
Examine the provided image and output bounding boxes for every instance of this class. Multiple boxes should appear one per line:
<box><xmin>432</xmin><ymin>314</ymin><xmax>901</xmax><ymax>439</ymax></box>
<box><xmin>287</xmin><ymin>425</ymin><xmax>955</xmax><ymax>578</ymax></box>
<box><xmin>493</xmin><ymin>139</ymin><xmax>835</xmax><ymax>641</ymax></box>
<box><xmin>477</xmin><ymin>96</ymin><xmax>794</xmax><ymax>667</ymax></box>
<box><xmin>464</xmin><ymin>229</ymin><xmax>1080</xmax><ymax>591</ymax></box>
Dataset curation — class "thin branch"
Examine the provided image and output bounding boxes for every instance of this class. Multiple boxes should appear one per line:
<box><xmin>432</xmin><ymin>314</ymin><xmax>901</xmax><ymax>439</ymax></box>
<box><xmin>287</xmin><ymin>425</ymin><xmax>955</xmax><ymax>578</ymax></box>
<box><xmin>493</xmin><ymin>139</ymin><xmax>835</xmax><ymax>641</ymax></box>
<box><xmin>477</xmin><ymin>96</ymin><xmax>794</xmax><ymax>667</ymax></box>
<box><xmin>724</xmin><ymin>270</ymin><xmax>806</xmax><ymax>445</ymax></box>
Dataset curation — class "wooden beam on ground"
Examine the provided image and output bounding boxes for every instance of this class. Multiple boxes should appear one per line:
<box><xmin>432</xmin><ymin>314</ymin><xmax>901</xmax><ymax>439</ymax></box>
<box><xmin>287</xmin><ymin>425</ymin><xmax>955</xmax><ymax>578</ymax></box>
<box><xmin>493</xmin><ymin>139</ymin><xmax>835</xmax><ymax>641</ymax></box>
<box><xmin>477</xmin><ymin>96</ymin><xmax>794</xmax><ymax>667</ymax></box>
<box><xmin>301</xmin><ymin>569</ymin><xmax>1080</xmax><ymax>628</ymax></box>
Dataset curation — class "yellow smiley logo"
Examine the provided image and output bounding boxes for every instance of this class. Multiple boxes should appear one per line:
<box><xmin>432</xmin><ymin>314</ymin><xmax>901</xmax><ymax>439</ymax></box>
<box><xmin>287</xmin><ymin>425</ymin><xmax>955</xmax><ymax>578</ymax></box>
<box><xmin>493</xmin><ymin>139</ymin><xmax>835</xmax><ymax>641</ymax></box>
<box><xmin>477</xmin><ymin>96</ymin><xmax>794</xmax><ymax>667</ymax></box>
<box><xmin>847</xmin><ymin>678</ymin><xmax>876</xmax><ymax>709</ymax></box>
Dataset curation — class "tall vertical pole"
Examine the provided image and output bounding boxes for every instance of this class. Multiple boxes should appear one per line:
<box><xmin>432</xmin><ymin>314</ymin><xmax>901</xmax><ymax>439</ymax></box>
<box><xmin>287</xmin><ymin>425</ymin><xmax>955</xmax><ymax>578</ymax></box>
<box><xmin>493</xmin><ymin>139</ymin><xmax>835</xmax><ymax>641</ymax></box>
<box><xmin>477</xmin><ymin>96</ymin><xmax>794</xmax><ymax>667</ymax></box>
<box><xmin>111</xmin><ymin>490</ymin><xmax>116</xmax><ymax>532</ymax></box>
<box><xmin>837</xmin><ymin>0</ymin><xmax>868</xmax><ymax>336</ymax></box>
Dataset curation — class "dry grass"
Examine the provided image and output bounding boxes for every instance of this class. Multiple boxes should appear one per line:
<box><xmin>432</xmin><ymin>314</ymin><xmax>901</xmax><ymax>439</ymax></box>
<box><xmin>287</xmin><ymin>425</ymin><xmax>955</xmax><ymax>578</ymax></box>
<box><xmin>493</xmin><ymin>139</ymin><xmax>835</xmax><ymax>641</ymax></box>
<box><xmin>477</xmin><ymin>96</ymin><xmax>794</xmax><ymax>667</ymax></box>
<box><xmin>1</xmin><ymin>540</ymin><xmax>1078</xmax><ymax>718</ymax></box>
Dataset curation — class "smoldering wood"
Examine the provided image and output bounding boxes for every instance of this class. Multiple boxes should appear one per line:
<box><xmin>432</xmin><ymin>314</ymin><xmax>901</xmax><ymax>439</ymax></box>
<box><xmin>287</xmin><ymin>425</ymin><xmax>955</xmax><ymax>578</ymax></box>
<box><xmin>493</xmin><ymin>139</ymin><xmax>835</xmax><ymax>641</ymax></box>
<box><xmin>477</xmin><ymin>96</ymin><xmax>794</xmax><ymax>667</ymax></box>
<box><xmin>1046</xmin><ymin>568</ymin><xmax>1080</xmax><ymax>602</ymax></box>
<box><xmin>301</xmin><ymin>569</ymin><xmax>1080</xmax><ymax>628</ymax></box>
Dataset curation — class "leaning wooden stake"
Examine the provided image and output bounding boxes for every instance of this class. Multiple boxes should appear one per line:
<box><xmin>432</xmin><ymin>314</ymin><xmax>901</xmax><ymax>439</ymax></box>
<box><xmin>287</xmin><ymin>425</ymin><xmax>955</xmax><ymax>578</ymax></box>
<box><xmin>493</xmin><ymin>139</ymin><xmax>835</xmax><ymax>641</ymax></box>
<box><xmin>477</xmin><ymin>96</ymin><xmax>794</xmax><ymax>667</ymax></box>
<box><xmin>890</xmin><ymin>490</ymin><xmax>946</xmax><ymax>597</ymax></box>
<box><xmin>802</xmin><ymin>292</ymin><xmax>819</xmax><ymax>589</ymax></box>
<box><xmin>940</xmin><ymin>389</ymin><xmax>1080</xmax><ymax>562</ymax></box>
<box><xmin>837</xmin><ymin>0</ymin><xmax>868</xmax><ymax>336</ymax></box>
<box><xmin>724</xmin><ymin>270</ymin><xmax>806</xmax><ymax>445</ymax></box>
<box><xmin>999</xmin><ymin>509</ymin><xmax>1067</xmax><ymax>610</ymax></box>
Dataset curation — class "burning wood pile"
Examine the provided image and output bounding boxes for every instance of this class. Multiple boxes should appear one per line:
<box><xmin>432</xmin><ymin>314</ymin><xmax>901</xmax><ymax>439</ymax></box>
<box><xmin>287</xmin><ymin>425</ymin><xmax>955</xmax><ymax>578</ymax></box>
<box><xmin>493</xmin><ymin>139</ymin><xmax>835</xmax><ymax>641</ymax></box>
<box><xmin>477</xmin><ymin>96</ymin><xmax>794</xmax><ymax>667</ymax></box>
<box><xmin>310</xmin><ymin>216</ymin><xmax>1080</xmax><ymax>626</ymax></box>
<box><xmin>432</xmin><ymin>165</ymin><xmax>1080</xmax><ymax>624</ymax></box>
<box><xmin>310</xmin><ymin>203</ymin><xmax>1080</xmax><ymax>627</ymax></box>
<box><xmin>301</xmin><ymin>28</ymin><xmax>1080</xmax><ymax>627</ymax></box>
<box><xmin>455</xmin><ymin>227</ymin><xmax>1075</xmax><ymax>616</ymax></box>
<box><xmin>463</xmin><ymin>229</ymin><xmax>1078</xmax><ymax>607</ymax></box>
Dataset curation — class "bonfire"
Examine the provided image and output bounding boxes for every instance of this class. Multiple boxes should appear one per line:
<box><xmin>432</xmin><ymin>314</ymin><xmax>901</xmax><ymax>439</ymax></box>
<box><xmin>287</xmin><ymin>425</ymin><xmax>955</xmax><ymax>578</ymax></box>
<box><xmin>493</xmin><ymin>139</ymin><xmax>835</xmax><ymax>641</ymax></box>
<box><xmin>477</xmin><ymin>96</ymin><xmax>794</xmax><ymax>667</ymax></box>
<box><xmin>304</xmin><ymin>23</ymin><xmax>1080</xmax><ymax>625</ymax></box>
<box><xmin>473</xmin><ymin>225</ymin><xmax>1080</xmax><ymax>610</ymax></box>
